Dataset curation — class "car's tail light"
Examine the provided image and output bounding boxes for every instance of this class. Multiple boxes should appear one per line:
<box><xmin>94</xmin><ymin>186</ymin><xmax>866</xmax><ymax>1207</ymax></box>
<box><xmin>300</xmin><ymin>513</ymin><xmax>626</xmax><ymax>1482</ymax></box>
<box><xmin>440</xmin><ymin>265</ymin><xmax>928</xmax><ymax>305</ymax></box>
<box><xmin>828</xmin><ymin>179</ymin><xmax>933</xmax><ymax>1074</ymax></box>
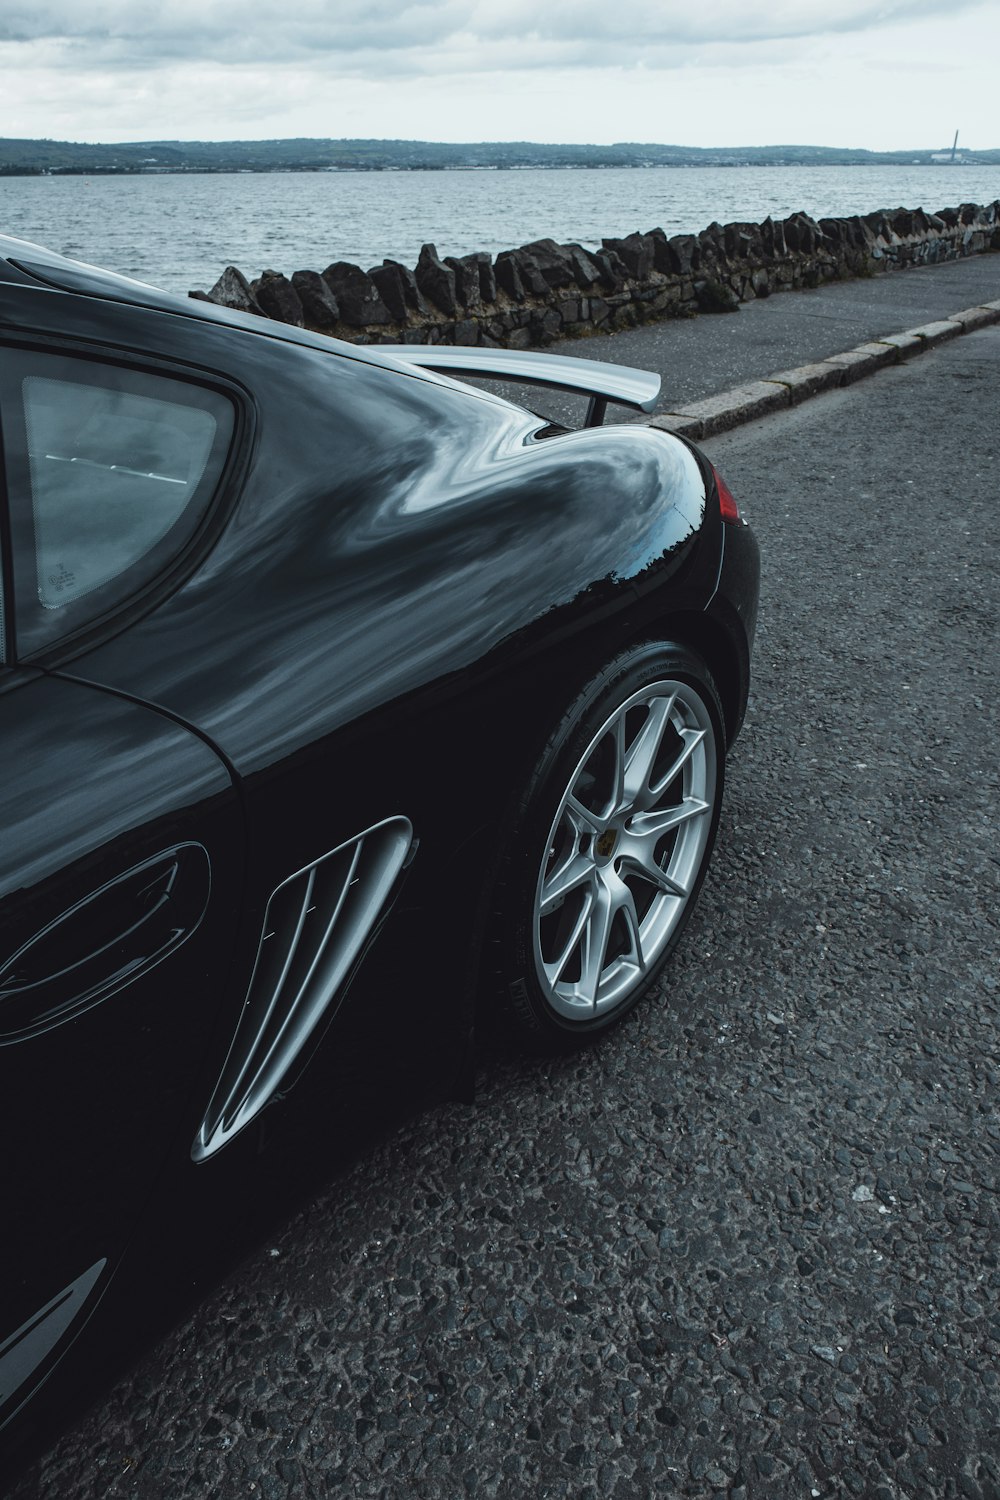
<box><xmin>711</xmin><ymin>464</ymin><xmax>742</xmax><ymax>525</ymax></box>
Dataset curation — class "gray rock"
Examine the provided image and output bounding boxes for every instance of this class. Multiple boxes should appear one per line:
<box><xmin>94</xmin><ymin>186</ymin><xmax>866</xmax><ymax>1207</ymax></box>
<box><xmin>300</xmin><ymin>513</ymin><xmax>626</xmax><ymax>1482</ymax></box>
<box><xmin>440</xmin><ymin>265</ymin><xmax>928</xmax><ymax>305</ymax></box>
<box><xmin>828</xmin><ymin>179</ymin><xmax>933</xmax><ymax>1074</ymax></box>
<box><xmin>207</xmin><ymin>265</ymin><xmax>263</xmax><ymax>316</ymax></box>
<box><xmin>445</xmin><ymin>257</ymin><xmax>483</xmax><ymax>311</ymax></box>
<box><xmin>660</xmin><ymin>234</ymin><xmax>699</xmax><ymax>276</ymax></box>
<box><xmin>819</xmin><ymin>216</ymin><xmax>869</xmax><ymax>252</ymax></box>
<box><xmin>563</xmin><ymin>243</ymin><xmax>602</xmax><ymax>287</ymax></box>
<box><xmin>506</xmin><ymin>249</ymin><xmax>548</xmax><ymax>297</ymax></box>
<box><xmin>367</xmin><ymin>264</ymin><xmax>407</xmax><ymax>322</ymax></box>
<box><xmin>460</xmin><ymin>252</ymin><xmax>497</xmax><ymax>306</ymax></box>
<box><xmin>759</xmin><ymin>217</ymin><xmax>787</xmax><ymax>257</ymax></box>
<box><xmin>723</xmin><ymin>222</ymin><xmax>765</xmax><ymax>261</ymax></box>
<box><xmin>697</xmin><ymin>222</ymin><xmax>726</xmax><ymax>265</ymax></box>
<box><xmin>322</xmin><ymin>262</ymin><xmax>392</xmax><ymax>326</ymax></box>
<box><xmin>250</xmin><ymin>271</ymin><xmax>305</xmax><ymax>327</ymax></box>
<box><xmin>602</xmin><ymin>232</ymin><xmax>655</xmax><ymax>281</ymax></box>
<box><xmin>373</xmin><ymin>260</ymin><xmax>429</xmax><ymax>320</ymax></box>
<box><xmin>291</xmin><ymin>269</ymin><xmax>340</xmax><ymax>330</ymax></box>
<box><xmin>783</xmin><ymin>212</ymin><xmax>822</xmax><ymax>254</ymax></box>
<box><xmin>529</xmin><ymin>307</ymin><xmax>562</xmax><ymax>344</ymax></box>
<box><xmin>518</xmin><ymin>239</ymin><xmax>576</xmax><ymax>290</ymax></box>
<box><xmin>591</xmin><ymin>248</ymin><xmax>627</xmax><ymax>290</ymax></box>
<box><xmin>494</xmin><ymin>251</ymin><xmax>526</xmax><ymax>302</ymax></box>
<box><xmin>695</xmin><ymin>278</ymin><xmax>740</xmax><ymax>313</ymax></box>
<box><xmin>415</xmin><ymin>244</ymin><xmax>458</xmax><ymax>316</ymax></box>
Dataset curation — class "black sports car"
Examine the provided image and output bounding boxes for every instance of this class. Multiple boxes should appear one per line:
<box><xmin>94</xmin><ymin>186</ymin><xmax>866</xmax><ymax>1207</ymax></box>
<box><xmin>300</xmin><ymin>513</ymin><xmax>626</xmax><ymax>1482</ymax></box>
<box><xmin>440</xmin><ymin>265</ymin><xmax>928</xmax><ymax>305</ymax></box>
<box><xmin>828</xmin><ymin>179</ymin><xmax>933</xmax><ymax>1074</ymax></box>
<box><xmin>0</xmin><ymin>236</ymin><xmax>758</xmax><ymax>1463</ymax></box>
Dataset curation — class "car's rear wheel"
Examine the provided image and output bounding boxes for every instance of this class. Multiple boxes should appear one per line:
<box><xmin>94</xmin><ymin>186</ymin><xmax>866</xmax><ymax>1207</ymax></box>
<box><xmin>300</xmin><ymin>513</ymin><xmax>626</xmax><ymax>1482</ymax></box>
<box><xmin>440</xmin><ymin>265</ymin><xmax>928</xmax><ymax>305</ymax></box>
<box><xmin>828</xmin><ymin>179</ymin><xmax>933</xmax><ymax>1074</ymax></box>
<box><xmin>488</xmin><ymin>643</ymin><xmax>725</xmax><ymax>1047</ymax></box>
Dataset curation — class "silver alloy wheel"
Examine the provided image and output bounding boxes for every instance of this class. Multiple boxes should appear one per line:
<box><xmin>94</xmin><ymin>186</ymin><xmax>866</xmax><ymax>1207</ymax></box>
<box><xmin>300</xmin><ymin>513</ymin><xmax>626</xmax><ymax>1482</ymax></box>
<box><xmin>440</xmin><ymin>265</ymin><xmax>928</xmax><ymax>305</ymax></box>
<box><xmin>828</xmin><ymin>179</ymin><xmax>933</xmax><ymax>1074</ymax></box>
<box><xmin>532</xmin><ymin>678</ymin><xmax>717</xmax><ymax>1020</ymax></box>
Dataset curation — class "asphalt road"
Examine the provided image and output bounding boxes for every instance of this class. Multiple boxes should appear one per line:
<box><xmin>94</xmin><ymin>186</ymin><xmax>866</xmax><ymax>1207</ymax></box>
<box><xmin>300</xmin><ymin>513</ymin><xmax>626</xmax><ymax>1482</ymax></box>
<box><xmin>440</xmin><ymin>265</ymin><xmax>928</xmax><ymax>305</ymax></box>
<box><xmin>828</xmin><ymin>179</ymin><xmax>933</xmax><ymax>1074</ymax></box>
<box><xmin>465</xmin><ymin>252</ymin><xmax>1000</xmax><ymax>426</ymax></box>
<box><xmin>582</xmin><ymin>250</ymin><xmax>1000</xmax><ymax>406</ymax></box>
<box><xmin>10</xmin><ymin>317</ymin><xmax>1000</xmax><ymax>1499</ymax></box>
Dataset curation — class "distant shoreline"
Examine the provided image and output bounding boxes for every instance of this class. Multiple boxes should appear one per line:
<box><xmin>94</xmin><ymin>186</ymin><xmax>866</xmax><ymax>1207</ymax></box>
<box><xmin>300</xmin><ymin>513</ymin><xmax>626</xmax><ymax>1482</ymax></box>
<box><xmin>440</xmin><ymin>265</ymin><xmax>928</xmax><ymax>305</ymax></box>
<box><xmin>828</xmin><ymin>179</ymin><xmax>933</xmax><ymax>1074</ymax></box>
<box><xmin>2</xmin><ymin>135</ymin><xmax>998</xmax><ymax>177</ymax></box>
<box><xmin>3</xmin><ymin>163</ymin><xmax>994</xmax><ymax>179</ymax></box>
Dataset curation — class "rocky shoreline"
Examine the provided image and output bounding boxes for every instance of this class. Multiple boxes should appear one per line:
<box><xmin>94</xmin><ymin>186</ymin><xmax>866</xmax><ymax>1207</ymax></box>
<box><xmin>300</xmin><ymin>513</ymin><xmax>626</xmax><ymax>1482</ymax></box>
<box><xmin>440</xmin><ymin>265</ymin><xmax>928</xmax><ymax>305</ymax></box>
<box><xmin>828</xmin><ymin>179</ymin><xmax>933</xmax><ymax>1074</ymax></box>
<box><xmin>194</xmin><ymin>200</ymin><xmax>1000</xmax><ymax>349</ymax></box>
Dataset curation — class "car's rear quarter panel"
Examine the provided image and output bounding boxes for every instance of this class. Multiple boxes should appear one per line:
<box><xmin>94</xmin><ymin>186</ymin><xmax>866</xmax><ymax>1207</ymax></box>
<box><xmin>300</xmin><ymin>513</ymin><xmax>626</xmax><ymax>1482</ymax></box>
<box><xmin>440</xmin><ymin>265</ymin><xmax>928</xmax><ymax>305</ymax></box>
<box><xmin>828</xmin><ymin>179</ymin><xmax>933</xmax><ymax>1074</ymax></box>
<box><xmin>29</xmin><ymin>294</ymin><xmax>717</xmax><ymax>1140</ymax></box>
<box><xmin>1</xmin><ymin>288</ymin><xmax>724</xmax><ymax>1082</ymax></box>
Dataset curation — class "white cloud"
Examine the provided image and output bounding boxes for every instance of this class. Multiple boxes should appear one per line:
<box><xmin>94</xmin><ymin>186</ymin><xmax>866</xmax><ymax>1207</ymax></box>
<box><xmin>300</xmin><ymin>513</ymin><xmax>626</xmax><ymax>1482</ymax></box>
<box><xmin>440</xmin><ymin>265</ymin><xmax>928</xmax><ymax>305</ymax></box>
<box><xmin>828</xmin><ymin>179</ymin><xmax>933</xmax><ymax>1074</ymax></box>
<box><xmin>0</xmin><ymin>0</ymin><xmax>983</xmax><ymax>65</ymax></box>
<box><xmin>0</xmin><ymin>0</ymin><xmax>996</xmax><ymax>148</ymax></box>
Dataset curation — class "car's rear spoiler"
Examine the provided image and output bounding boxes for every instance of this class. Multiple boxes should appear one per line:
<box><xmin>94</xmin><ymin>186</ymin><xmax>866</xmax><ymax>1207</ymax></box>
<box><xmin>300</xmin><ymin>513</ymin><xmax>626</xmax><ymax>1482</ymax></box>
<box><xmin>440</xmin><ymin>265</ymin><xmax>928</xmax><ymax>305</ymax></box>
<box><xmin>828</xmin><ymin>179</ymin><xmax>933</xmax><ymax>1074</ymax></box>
<box><xmin>379</xmin><ymin>345</ymin><xmax>661</xmax><ymax>427</ymax></box>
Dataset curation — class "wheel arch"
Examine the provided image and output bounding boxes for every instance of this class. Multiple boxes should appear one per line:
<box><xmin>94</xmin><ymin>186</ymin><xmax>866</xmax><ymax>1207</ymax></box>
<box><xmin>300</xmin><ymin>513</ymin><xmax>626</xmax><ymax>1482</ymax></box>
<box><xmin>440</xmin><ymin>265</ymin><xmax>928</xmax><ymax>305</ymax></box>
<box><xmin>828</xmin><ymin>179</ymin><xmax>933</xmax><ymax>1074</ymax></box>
<box><xmin>505</xmin><ymin>605</ymin><xmax>748</xmax><ymax>756</ymax></box>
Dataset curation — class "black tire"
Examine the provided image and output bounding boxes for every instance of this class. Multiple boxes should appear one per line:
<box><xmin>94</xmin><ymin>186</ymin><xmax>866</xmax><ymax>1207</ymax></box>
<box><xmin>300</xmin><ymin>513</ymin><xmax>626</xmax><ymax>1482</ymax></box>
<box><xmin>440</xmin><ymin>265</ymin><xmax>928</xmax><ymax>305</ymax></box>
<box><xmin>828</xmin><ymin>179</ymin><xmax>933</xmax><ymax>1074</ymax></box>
<box><xmin>487</xmin><ymin>642</ymin><xmax>725</xmax><ymax>1048</ymax></box>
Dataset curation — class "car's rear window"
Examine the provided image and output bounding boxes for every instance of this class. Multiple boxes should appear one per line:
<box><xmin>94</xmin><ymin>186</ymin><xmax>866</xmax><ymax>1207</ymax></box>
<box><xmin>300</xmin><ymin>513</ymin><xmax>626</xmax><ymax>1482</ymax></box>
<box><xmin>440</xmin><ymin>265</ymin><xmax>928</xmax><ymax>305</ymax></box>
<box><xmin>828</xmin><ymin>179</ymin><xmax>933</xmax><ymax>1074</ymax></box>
<box><xmin>2</xmin><ymin>350</ymin><xmax>234</xmax><ymax>656</ymax></box>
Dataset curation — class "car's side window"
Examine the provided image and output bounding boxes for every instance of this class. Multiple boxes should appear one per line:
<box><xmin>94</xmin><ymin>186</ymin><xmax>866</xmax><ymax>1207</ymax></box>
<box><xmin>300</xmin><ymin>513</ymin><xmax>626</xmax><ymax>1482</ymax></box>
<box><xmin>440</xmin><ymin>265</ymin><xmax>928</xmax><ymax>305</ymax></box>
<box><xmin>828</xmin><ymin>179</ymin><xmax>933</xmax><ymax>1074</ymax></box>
<box><xmin>2</xmin><ymin>349</ymin><xmax>235</xmax><ymax>657</ymax></box>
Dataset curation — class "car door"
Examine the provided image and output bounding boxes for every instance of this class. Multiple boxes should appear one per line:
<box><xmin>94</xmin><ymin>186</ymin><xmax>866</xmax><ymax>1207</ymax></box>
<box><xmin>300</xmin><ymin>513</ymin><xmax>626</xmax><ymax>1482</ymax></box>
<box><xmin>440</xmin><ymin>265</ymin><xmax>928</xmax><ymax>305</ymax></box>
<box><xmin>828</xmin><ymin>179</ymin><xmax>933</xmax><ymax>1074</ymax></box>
<box><xmin>1</xmin><ymin>288</ymin><xmax>471</xmax><ymax>1204</ymax></box>
<box><xmin>0</xmin><ymin>339</ymin><xmax>247</xmax><ymax>1429</ymax></box>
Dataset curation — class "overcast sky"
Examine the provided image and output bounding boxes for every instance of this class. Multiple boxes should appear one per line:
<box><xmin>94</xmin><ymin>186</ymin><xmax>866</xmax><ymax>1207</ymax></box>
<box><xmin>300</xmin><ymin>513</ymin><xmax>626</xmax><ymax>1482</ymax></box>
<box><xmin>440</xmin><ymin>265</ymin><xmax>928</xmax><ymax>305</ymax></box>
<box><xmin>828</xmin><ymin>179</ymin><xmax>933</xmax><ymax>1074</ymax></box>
<box><xmin>1</xmin><ymin>0</ymin><xmax>997</xmax><ymax>151</ymax></box>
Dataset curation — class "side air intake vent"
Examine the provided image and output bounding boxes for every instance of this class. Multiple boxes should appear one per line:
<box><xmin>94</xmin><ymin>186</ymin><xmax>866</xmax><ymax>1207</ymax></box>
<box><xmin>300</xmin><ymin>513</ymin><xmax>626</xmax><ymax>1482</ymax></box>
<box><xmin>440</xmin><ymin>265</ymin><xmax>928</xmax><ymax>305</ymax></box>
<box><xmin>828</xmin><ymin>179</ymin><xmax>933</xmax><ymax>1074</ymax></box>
<box><xmin>193</xmin><ymin>817</ymin><xmax>413</xmax><ymax>1161</ymax></box>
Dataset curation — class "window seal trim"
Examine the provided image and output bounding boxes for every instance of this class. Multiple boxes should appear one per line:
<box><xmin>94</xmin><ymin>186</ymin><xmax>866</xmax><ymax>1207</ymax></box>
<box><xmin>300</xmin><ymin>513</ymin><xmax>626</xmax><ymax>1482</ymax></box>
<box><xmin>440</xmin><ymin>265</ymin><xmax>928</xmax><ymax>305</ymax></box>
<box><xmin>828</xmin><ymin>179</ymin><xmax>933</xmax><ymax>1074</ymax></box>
<box><xmin>0</xmin><ymin>387</ymin><xmax>14</xmax><ymax>664</ymax></box>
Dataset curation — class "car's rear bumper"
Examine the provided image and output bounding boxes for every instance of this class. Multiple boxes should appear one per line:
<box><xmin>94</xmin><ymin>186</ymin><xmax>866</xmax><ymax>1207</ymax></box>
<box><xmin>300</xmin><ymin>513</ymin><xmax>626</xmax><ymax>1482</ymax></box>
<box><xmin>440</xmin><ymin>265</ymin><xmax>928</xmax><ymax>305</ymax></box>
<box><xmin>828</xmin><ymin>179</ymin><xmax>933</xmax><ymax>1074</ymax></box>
<box><xmin>706</xmin><ymin>519</ymin><xmax>760</xmax><ymax>746</ymax></box>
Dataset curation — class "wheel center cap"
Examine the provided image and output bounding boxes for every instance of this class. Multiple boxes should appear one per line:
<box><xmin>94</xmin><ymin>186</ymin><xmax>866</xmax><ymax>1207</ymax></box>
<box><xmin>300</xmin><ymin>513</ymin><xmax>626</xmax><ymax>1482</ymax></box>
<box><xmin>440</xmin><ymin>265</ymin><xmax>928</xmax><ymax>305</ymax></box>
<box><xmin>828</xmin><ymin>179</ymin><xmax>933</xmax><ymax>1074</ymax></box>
<box><xmin>595</xmin><ymin>829</ymin><xmax>618</xmax><ymax>859</ymax></box>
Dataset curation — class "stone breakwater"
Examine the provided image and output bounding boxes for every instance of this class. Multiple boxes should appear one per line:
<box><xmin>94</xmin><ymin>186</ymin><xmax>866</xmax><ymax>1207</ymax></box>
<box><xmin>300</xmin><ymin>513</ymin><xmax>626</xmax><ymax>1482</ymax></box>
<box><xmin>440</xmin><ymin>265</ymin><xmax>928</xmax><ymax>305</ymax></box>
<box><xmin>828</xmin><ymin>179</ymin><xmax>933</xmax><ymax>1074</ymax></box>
<box><xmin>194</xmin><ymin>201</ymin><xmax>1000</xmax><ymax>349</ymax></box>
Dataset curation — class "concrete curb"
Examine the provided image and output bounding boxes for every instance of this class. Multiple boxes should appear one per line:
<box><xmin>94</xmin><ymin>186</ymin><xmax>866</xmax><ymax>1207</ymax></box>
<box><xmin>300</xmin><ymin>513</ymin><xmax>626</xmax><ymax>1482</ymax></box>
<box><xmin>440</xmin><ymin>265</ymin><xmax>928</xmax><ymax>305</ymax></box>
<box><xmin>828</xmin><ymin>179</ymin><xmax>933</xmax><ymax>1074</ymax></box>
<box><xmin>646</xmin><ymin>300</ymin><xmax>1000</xmax><ymax>441</ymax></box>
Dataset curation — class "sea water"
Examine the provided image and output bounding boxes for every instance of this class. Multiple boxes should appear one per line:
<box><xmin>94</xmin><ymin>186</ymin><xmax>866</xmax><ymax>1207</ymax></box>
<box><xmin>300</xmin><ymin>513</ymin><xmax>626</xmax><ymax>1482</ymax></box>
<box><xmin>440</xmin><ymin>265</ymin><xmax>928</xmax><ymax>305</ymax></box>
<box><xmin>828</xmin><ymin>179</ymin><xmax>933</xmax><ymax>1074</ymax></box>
<box><xmin>1</xmin><ymin>163</ymin><xmax>997</xmax><ymax>296</ymax></box>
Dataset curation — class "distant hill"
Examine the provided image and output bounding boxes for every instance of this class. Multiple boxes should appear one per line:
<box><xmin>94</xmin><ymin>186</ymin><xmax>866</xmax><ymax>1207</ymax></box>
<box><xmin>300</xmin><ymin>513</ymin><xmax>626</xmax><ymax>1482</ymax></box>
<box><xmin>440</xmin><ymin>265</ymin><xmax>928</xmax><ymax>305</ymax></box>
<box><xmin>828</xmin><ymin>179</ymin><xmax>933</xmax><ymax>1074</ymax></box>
<box><xmin>1</xmin><ymin>136</ymin><xmax>999</xmax><ymax>176</ymax></box>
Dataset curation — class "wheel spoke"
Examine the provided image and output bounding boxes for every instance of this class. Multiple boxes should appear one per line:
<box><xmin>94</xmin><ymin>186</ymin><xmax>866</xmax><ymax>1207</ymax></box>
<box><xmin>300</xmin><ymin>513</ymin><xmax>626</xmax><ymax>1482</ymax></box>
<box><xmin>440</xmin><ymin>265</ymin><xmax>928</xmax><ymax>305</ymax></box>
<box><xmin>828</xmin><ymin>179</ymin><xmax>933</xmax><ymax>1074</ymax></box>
<box><xmin>649</xmin><ymin>726</ymin><xmax>706</xmax><ymax>799</ymax></box>
<box><xmin>540</xmin><ymin>851</ymin><xmax>595</xmax><ymax>916</ymax></box>
<box><xmin>608</xmin><ymin>712</ymin><xmax>627</xmax><ymax>817</ymax></box>
<box><xmin>622</xmin><ymin>695</ymin><xmax>675</xmax><ymax>810</ymax></box>
<box><xmin>616</xmin><ymin>882</ymin><xmax>645</xmax><ymax>973</ymax></box>
<box><xmin>628</xmin><ymin>797</ymin><xmax>709</xmax><ymax>840</ymax></box>
<box><xmin>565</xmin><ymin>791</ymin><xmax>603</xmax><ymax>836</ymax></box>
<box><xmin>620</xmin><ymin>850</ymin><xmax>690</xmax><ymax>899</ymax></box>
<box><xmin>548</xmin><ymin>876</ymin><xmax>602</xmax><ymax>984</ymax></box>
<box><xmin>577</xmin><ymin>883</ymin><xmax>615</xmax><ymax>1007</ymax></box>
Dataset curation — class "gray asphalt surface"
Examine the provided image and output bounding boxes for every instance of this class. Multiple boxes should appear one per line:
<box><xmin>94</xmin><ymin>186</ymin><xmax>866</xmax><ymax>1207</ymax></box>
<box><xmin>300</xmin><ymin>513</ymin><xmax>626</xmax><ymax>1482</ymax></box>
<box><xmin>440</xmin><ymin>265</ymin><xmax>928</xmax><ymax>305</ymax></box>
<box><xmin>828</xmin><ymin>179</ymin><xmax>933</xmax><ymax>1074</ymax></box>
<box><xmin>466</xmin><ymin>252</ymin><xmax>1000</xmax><ymax>427</ymax></box>
<box><xmin>10</xmin><ymin>283</ymin><xmax>1000</xmax><ymax>1500</ymax></box>
<box><xmin>585</xmin><ymin>251</ymin><xmax>1000</xmax><ymax>406</ymax></box>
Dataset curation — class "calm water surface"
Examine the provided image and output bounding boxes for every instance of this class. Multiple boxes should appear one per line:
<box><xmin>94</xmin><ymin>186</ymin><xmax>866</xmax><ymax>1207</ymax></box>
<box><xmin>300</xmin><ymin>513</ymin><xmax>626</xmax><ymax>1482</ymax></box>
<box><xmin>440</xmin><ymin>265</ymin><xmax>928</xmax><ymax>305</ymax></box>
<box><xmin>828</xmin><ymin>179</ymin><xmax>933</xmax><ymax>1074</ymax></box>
<box><xmin>2</xmin><ymin>164</ymin><xmax>998</xmax><ymax>295</ymax></box>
